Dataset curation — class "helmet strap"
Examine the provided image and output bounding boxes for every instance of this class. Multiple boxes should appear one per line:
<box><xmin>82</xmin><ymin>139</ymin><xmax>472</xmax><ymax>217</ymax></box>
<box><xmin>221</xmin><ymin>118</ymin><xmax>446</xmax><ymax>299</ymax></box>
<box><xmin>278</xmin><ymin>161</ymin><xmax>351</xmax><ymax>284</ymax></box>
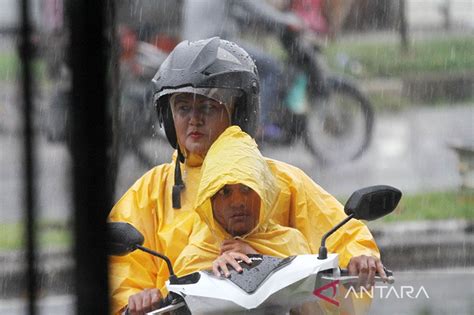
<box><xmin>172</xmin><ymin>148</ymin><xmax>186</xmax><ymax>209</ymax></box>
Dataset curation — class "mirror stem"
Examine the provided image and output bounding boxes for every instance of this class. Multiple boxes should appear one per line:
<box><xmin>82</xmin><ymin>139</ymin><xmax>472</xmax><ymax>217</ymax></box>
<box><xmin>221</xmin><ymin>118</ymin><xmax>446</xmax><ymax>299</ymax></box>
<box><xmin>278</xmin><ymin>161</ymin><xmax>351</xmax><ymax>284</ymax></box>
<box><xmin>136</xmin><ymin>245</ymin><xmax>178</xmax><ymax>283</ymax></box>
<box><xmin>318</xmin><ymin>213</ymin><xmax>355</xmax><ymax>260</ymax></box>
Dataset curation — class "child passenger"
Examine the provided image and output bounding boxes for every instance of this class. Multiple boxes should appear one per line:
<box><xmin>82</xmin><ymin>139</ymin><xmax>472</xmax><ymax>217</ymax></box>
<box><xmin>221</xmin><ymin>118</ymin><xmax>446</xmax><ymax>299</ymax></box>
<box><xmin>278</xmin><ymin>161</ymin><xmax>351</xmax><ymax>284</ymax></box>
<box><xmin>170</xmin><ymin>126</ymin><xmax>369</xmax><ymax>314</ymax></box>
<box><xmin>173</xmin><ymin>126</ymin><xmax>312</xmax><ymax>278</ymax></box>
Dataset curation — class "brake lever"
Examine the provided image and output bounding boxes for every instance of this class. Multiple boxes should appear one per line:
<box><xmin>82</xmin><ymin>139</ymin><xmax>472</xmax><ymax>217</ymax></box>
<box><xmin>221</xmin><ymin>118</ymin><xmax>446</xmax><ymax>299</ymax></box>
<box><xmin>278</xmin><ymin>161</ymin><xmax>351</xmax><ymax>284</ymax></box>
<box><xmin>340</xmin><ymin>266</ymin><xmax>393</xmax><ymax>277</ymax></box>
<box><xmin>321</xmin><ymin>275</ymin><xmax>395</xmax><ymax>285</ymax></box>
<box><xmin>323</xmin><ymin>267</ymin><xmax>395</xmax><ymax>284</ymax></box>
<box><xmin>138</xmin><ymin>293</ymin><xmax>187</xmax><ymax>315</ymax></box>
<box><xmin>146</xmin><ymin>301</ymin><xmax>186</xmax><ymax>315</ymax></box>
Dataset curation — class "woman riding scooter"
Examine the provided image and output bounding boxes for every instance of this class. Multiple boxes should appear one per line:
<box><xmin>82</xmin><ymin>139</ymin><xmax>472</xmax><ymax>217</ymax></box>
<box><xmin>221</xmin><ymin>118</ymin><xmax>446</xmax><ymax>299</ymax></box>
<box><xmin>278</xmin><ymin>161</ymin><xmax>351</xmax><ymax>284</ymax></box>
<box><xmin>108</xmin><ymin>37</ymin><xmax>386</xmax><ymax>315</ymax></box>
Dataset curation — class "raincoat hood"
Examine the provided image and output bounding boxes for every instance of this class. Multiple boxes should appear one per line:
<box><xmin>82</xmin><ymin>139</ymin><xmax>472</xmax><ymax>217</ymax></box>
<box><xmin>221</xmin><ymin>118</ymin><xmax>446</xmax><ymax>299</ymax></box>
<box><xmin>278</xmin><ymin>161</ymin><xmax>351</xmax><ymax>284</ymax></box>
<box><xmin>194</xmin><ymin>126</ymin><xmax>279</xmax><ymax>239</ymax></box>
<box><xmin>172</xmin><ymin>126</ymin><xmax>312</xmax><ymax>280</ymax></box>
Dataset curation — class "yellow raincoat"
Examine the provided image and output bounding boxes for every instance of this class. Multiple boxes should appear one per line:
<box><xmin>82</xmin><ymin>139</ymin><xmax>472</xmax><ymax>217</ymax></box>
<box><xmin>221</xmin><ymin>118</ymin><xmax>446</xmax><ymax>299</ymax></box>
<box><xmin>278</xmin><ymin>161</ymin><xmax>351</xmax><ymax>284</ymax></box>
<box><xmin>108</xmin><ymin>126</ymin><xmax>379</xmax><ymax>315</ymax></box>
<box><xmin>173</xmin><ymin>127</ymin><xmax>311</xmax><ymax>277</ymax></box>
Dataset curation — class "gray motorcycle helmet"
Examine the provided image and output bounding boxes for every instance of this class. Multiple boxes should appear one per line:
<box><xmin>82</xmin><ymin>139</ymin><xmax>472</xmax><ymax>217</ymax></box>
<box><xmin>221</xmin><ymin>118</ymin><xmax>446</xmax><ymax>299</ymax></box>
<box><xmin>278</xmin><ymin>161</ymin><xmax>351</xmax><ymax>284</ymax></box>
<box><xmin>152</xmin><ymin>37</ymin><xmax>260</xmax><ymax>150</ymax></box>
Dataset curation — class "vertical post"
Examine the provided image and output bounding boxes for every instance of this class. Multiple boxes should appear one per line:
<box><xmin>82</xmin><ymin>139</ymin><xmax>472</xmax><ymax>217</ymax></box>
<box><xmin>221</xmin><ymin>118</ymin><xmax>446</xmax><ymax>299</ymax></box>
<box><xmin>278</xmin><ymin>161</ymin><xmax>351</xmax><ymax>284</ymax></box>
<box><xmin>107</xmin><ymin>0</ymin><xmax>119</xmax><ymax>199</ymax></box>
<box><xmin>399</xmin><ymin>0</ymin><xmax>409</xmax><ymax>54</ymax></box>
<box><xmin>19</xmin><ymin>0</ymin><xmax>37</xmax><ymax>313</ymax></box>
<box><xmin>69</xmin><ymin>0</ymin><xmax>111</xmax><ymax>313</ymax></box>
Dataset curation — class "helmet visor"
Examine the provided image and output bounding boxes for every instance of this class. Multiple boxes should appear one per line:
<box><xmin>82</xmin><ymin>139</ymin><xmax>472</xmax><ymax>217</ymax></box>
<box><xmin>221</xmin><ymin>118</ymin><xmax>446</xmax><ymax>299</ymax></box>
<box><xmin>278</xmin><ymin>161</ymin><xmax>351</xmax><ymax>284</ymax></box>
<box><xmin>155</xmin><ymin>86</ymin><xmax>242</xmax><ymax>108</ymax></box>
<box><xmin>157</xmin><ymin>87</ymin><xmax>242</xmax><ymax>121</ymax></box>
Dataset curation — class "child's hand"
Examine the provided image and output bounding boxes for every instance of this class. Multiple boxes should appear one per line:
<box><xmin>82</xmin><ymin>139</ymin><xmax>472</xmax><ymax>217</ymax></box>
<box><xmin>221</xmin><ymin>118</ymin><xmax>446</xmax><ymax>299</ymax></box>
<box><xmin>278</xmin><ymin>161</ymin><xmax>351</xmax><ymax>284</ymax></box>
<box><xmin>220</xmin><ymin>239</ymin><xmax>258</xmax><ymax>255</ymax></box>
<box><xmin>212</xmin><ymin>252</ymin><xmax>252</xmax><ymax>278</ymax></box>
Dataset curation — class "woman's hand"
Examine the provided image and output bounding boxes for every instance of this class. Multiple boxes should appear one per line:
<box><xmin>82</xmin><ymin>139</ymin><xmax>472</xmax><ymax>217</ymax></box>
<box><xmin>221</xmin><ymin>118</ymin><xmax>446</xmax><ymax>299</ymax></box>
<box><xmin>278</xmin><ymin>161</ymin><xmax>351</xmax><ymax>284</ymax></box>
<box><xmin>212</xmin><ymin>252</ymin><xmax>252</xmax><ymax>278</ymax></box>
<box><xmin>220</xmin><ymin>239</ymin><xmax>258</xmax><ymax>255</ymax></box>
<box><xmin>347</xmin><ymin>255</ymin><xmax>388</xmax><ymax>290</ymax></box>
<box><xmin>127</xmin><ymin>288</ymin><xmax>162</xmax><ymax>315</ymax></box>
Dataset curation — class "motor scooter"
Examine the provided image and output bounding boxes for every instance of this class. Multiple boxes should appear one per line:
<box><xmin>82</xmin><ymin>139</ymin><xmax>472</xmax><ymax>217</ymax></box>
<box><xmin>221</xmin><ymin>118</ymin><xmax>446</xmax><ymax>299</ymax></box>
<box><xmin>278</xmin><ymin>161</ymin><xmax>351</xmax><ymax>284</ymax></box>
<box><xmin>108</xmin><ymin>185</ymin><xmax>401</xmax><ymax>314</ymax></box>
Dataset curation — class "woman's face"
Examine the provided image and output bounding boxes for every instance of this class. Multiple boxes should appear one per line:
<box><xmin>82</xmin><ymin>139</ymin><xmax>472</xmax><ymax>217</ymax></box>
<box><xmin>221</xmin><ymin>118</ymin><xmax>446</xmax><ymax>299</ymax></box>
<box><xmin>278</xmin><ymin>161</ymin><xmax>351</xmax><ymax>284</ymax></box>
<box><xmin>172</xmin><ymin>93</ymin><xmax>230</xmax><ymax>156</ymax></box>
<box><xmin>211</xmin><ymin>184</ymin><xmax>261</xmax><ymax>236</ymax></box>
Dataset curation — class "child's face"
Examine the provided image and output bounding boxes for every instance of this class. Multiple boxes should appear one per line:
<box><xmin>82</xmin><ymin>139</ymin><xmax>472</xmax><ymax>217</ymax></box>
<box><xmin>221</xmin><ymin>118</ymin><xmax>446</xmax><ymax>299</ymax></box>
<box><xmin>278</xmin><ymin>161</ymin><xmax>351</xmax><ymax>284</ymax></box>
<box><xmin>211</xmin><ymin>184</ymin><xmax>261</xmax><ymax>236</ymax></box>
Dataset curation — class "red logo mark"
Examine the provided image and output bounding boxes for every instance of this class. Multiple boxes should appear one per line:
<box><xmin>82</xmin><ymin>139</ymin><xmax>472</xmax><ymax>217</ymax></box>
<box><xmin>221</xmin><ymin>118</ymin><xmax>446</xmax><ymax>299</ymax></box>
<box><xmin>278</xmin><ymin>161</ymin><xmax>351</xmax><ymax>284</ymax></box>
<box><xmin>313</xmin><ymin>280</ymin><xmax>339</xmax><ymax>306</ymax></box>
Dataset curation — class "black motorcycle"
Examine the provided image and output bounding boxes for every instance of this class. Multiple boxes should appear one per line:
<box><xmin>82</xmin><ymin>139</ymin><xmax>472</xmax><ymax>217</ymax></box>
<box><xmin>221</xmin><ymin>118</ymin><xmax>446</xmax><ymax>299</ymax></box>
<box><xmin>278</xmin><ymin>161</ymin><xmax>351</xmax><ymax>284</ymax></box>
<box><xmin>257</xmin><ymin>26</ymin><xmax>374</xmax><ymax>163</ymax></box>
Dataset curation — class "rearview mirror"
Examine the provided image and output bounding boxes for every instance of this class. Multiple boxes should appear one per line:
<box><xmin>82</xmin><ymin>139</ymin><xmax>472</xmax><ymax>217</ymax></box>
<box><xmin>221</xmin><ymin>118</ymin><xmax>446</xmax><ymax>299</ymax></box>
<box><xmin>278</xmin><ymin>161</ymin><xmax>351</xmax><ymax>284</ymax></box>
<box><xmin>319</xmin><ymin>185</ymin><xmax>401</xmax><ymax>259</ymax></box>
<box><xmin>344</xmin><ymin>185</ymin><xmax>402</xmax><ymax>221</ymax></box>
<box><xmin>107</xmin><ymin>222</ymin><xmax>144</xmax><ymax>256</ymax></box>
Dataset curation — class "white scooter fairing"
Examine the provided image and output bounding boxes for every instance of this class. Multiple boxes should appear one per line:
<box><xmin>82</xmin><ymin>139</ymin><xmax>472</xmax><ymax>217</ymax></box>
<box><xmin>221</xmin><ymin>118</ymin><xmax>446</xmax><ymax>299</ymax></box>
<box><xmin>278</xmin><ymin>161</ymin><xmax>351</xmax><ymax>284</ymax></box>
<box><xmin>164</xmin><ymin>254</ymin><xmax>339</xmax><ymax>314</ymax></box>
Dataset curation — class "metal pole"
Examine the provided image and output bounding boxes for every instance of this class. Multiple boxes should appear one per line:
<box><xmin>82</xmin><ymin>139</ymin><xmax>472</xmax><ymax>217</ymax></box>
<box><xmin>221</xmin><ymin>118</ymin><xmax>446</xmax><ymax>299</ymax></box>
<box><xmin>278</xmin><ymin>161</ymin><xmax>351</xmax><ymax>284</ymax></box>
<box><xmin>19</xmin><ymin>0</ymin><xmax>37</xmax><ymax>313</ymax></box>
<box><xmin>69</xmin><ymin>0</ymin><xmax>111</xmax><ymax>313</ymax></box>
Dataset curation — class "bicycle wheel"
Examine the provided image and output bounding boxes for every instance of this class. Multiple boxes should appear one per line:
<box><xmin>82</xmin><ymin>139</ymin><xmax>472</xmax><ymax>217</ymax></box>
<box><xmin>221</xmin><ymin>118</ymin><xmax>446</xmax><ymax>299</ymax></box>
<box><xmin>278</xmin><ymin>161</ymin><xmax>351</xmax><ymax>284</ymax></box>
<box><xmin>304</xmin><ymin>76</ymin><xmax>374</xmax><ymax>163</ymax></box>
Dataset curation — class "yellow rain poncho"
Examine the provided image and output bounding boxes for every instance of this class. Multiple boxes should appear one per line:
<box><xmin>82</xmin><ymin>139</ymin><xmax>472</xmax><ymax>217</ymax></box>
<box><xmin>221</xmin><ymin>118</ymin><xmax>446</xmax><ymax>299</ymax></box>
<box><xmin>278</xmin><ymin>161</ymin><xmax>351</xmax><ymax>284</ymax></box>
<box><xmin>108</xmin><ymin>126</ymin><xmax>380</xmax><ymax>315</ymax></box>
<box><xmin>173</xmin><ymin>127</ymin><xmax>311</xmax><ymax>277</ymax></box>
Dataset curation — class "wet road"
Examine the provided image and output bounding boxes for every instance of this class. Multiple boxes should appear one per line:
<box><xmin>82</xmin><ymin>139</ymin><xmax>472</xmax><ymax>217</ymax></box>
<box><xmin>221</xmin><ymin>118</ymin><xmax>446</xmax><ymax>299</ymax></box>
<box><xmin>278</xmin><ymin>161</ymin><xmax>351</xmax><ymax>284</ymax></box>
<box><xmin>369</xmin><ymin>267</ymin><xmax>474</xmax><ymax>315</ymax></box>
<box><xmin>264</xmin><ymin>104</ymin><xmax>473</xmax><ymax>197</ymax></box>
